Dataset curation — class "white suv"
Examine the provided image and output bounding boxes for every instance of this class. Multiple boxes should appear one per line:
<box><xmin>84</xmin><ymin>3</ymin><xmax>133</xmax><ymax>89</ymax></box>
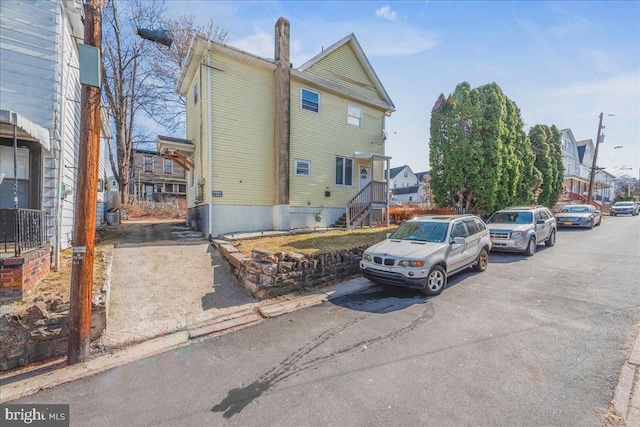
<box><xmin>486</xmin><ymin>206</ymin><xmax>557</xmax><ymax>256</ymax></box>
<box><xmin>360</xmin><ymin>215</ymin><xmax>491</xmax><ymax>296</ymax></box>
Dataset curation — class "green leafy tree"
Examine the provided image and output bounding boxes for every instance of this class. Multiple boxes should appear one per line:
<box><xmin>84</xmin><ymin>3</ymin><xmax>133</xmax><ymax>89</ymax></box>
<box><xmin>528</xmin><ymin>124</ymin><xmax>564</xmax><ymax>207</ymax></box>
<box><xmin>429</xmin><ymin>82</ymin><xmax>538</xmax><ymax>216</ymax></box>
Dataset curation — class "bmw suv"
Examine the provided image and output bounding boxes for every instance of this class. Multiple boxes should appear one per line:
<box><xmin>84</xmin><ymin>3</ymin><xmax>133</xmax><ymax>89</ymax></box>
<box><xmin>486</xmin><ymin>206</ymin><xmax>557</xmax><ymax>256</ymax></box>
<box><xmin>360</xmin><ymin>215</ymin><xmax>491</xmax><ymax>296</ymax></box>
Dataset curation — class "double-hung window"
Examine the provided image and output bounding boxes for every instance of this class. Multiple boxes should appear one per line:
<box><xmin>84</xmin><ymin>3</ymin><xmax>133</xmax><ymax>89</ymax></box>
<box><xmin>294</xmin><ymin>159</ymin><xmax>311</xmax><ymax>177</ymax></box>
<box><xmin>144</xmin><ymin>156</ymin><xmax>153</xmax><ymax>172</ymax></box>
<box><xmin>163</xmin><ymin>158</ymin><xmax>173</xmax><ymax>174</ymax></box>
<box><xmin>335</xmin><ymin>156</ymin><xmax>353</xmax><ymax>186</ymax></box>
<box><xmin>301</xmin><ymin>88</ymin><xmax>319</xmax><ymax>113</ymax></box>
<box><xmin>347</xmin><ymin>105</ymin><xmax>362</xmax><ymax>127</ymax></box>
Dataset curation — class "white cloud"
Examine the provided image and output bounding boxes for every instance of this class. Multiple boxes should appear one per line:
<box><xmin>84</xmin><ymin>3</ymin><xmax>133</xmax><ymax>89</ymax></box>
<box><xmin>375</xmin><ymin>5</ymin><xmax>397</xmax><ymax>21</ymax></box>
<box><xmin>230</xmin><ymin>30</ymin><xmax>274</xmax><ymax>60</ymax></box>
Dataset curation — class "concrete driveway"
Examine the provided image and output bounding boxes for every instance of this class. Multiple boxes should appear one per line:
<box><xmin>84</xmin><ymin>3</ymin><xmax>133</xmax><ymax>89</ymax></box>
<box><xmin>93</xmin><ymin>220</ymin><xmax>258</xmax><ymax>351</ymax></box>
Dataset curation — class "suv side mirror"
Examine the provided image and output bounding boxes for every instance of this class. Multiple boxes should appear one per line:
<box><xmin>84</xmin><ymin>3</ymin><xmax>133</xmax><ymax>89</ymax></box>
<box><xmin>536</xmin><ymin>219</ymin><xmax>545</xmax><ymax>224</ymax></box>
<box><xmin>452</xmin><ymin>237</ymin><xmax>466</xmax><ymax>245</ymax></box>
<box><xmin>386</xmin><ymin>233</ymin><xmax>391</xmax><ymax>239</ymax></box>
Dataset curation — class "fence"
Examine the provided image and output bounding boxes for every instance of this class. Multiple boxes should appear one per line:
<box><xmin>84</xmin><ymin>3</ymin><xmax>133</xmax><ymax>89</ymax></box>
<box><xmin>0</xmin><ymin>209</ymin><xmax>48</xmax><ymax>256</ymax></box>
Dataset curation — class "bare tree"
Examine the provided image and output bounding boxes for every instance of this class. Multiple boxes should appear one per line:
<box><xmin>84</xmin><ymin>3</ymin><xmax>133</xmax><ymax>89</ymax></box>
<box><xmin>101</xmin><ymin>1</ymin><xmax>227</xmax><ymax>202</ymax></box>
<box><xmin>142</xmin><ymin>15</ymin><xmax>228</xmax><ymax>133</ymax></box>
<box><xmin>102</xmin><ymin>0</ymin><xmax>164</xmax><ymax>202</ymax></box>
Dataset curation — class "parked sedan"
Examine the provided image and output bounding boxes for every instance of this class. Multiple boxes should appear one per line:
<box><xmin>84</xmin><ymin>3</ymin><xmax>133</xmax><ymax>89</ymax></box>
<box><xmin>555</xmin><ymin>204</ymin><xmax>601</xmax><ymax>228</ymax></box>
<box><xmin>610</xmin><ymin>201</ymin><xmax>638</xmax><ymax>216</ymax></box>
<box><xmin>360</xmin><ymin>215</ymin><xmax>491</xmax><ymax>296</ymax></box>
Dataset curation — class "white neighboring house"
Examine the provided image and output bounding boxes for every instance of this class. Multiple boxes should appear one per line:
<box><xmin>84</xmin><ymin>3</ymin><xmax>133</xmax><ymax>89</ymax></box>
<box><xmin>387</xmin><ymin>165</ymin><xmax>418</xmax><ymax>190</ymax></box>
<box><xmin>559</xmin><ymin>129</ymin><xmax>613</xmax><ymax>206</ymax></box>
<box><xmin>0</xmin><ymin>0</ymin><xmax>110</xmax><ymax>268</ymax></box>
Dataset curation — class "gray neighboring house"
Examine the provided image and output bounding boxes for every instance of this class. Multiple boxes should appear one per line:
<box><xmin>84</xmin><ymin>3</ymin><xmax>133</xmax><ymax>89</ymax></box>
<box><xmin>0</xmin><ymin>0</ymin><xmax>110</xmax><ymax>274</ymax></box>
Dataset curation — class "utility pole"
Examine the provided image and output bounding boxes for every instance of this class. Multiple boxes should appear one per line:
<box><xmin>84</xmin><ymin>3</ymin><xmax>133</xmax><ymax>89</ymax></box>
<box><xmin>68</xmin><ymin>0</ymin><xmax>102</xmax><ymax>365</ymax></box>
<box><xmin>587</xmin><ymin>112</ymin><xmax>604</xmax><ymax>205</ymax></box>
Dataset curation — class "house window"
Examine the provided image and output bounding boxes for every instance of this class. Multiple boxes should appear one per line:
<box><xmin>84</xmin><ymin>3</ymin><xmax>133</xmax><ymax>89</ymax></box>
<box><xmin>301</xmin><ymin>88</ymin><xmax>320</xmax><ymax>113</ymax></box>
<box><xmin>144</xmin><ymin>156</ymin><xmax>153</xmax><ymax>172</ymax></box>
<box><xmin>98</xmin><ymin>179</ymin><xmax>104</xmax><ymax>192</ymax></box>
<box><xmin>178</xmin><ymin>184</ymin><xmax>186</xmax><ymax>193</ymax></box>
<box><xmin>404</xmin><ymin>171</ymin><xmax>408</xmax><ymax>178</ymax></box>
<box><xmin>193</xmin><ymin>82</ymin><xmax>198</xmax><ymax>105</ymax></box>
<box><xmin>163</xmin><ymin>158</ymin><xmax>172</xmax><ymax>174</ymax></box>
<box><xmin>294</xmin><ymin>159</ymin><xmax>311</xmax><ymax>177</ymax></box>
<box><xmin>155</xmin><ymin>184</ymin><xmax>163</xmax><ymax>193</ymax></box>
<box><xmin>335</xmin><ymin>156</ymin><xmax>353</xmax><ymax>186</ymax></box>
<box><xmin>347</xmin><ymin>105</ymin><xmax>362</xmax><ymax>127</ymax></box>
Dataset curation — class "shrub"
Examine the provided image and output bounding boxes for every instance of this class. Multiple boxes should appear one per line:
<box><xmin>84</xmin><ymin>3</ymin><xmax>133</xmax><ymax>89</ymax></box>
<box><xmin>388</xmin><ymin>206</ymin><xmax>457</xmax><ymax>224</ymax></box>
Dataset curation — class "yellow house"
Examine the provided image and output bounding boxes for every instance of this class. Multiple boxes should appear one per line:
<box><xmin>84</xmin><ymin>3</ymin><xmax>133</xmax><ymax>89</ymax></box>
<box><xmin>161</xmin><ymin>17</ymin><xmax>395</xmax><ymax>237</ymax></box>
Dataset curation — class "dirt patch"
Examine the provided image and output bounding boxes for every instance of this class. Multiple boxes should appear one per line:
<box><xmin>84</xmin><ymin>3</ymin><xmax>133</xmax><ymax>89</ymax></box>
<box><xmin>233</xmin><ymin>227</ymin><xmax>396</xmax><ymax>257</ymax></box>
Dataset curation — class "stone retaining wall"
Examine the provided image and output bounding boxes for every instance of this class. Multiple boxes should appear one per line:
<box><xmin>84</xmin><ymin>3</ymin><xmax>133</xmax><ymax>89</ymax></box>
<box><xmin>0</xmin><ymin>250</ymin><xmax>112</xmax><ymax>372</ymax></box>
<box><xmin>214</xmin><ymin>240</ymin><xmax>367</xmax><ymax>299</ymax></box>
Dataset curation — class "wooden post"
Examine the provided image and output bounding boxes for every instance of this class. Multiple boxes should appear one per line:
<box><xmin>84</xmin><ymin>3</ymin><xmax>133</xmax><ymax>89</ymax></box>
<box><xmin>68</xmin><ymin>1</ymin><xmax>102</xmax><ymax>365</ymax></box>
<box><xmin>587</xmin><ymin>112</ymin><xmax>603</xmax><ymax>205</ymax></box>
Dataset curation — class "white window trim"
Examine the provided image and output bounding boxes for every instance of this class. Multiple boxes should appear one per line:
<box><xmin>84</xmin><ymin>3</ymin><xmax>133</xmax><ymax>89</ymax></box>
<box><xmin>335</xmin><ymin>155</ymin><xmax>354</xmax><ymax>187</ymax></box>
<box><xmin>300</xmin><ymin>88</ymin><xmax>320</xmax><ymax>113</ymax></box>
<box><xmin>163</xmin><ymin>158</ymin><xmax>173</xmax><ymax>174</ymax></box>
<box><xmin>144</xmin><ymin>156</ymin><xmax>154</xmax><ymax>172</ymax></box>
<box><xmin>347</xmin><ymin>104</ymin><xmax>362</xmax><ymax>127</ymax></box>
<box><xmin>294</xmin><ymin>159</ymin><xmax>311</xmax><ymax>177</ymax></box>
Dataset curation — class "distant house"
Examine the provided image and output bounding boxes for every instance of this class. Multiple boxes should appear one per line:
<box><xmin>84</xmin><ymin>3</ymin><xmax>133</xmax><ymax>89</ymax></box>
<box><xmin>169</xmin><ymin>17</ymin><xmax>395</xmax><ymax>236</ymax></box>
<box><xmin>387</xmin><ymin>165</ymin><xmax>418</xmax><ymax>189</ymax></box>
<box><xmin>0</xmin><ymin>0</ymin><xmax>110</xmax><ymax>302</ymax></box>
<box><xmin>130</xmin><ymin>148</ymin><xmax>187</xmax><ymax>202</ymax></box>
<box><xmin>559</xmin><ymin>129</ymin><xmax>612</xmax><ymax>206</ymax></box>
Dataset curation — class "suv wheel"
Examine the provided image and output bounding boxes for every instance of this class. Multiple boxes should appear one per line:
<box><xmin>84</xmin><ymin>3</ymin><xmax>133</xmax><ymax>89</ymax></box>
<box><xmin>474</xmin><ymin>248</ymin><xmax>489</xmax><ymax>272</ymax></box>
<box><xmin>545</xmin><ymin>229</ymin><xmax>556</xmax><ymax>247</ymax></box>
<box><xmin>420</xmin><ymin>265</ymin><xmax>447</xmax><ymax>296</ymax></box>
<box><xmin>525</xmin><ymin>236</ymin><xmax>537</xmax><ymax>256</ymax></box>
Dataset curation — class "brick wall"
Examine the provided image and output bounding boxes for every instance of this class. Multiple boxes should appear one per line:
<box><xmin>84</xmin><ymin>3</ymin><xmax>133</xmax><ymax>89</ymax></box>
<box><xmin>0</xmin><ymin>246</ymin><xmax>51</xmax><ymax>304</ymax></box>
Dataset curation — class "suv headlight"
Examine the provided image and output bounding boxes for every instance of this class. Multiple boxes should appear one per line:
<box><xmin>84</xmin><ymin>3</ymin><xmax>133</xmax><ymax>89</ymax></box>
<box><xmin>398</xmin><ymin>260</ymin><xmax>425</xmax><ymax>267</ymax></box>
<box><xmin>362</xmin><ymin>253</ymin><xmax>372</xmax><ymax>261</ymax></box>
<box><xmin>511</xmin><ymin>231</ymin><xmax>525</xmax><ymax>238</ymax></box>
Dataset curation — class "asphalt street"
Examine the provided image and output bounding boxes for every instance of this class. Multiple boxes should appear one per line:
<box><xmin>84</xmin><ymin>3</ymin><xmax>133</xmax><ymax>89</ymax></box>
<box><xmin>14</xmin><ymin>215</ymin><xmax>640</xmax><ymax>426</ymax></box>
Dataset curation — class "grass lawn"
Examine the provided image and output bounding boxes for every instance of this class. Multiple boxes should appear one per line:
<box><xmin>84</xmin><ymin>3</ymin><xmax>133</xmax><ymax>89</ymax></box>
<box><xmin>234</xmin><ymin>227</ymin><xmax>397</xmax><ymax>257</ymax></box>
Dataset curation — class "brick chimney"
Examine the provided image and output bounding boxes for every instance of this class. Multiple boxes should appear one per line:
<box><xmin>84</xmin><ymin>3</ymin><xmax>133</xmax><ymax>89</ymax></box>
<box><xmin>274</xmin><ymin>17</ymin><xmax>290</xmax><ymax>206</ymax></box>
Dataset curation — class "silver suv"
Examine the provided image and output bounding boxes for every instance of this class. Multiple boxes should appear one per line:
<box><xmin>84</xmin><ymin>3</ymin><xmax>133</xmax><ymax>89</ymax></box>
<box><xmin>360</xmin><ymin>215</ymin><xmax>492</xmax><ymax>296</ymax></box>
<box><xmin>486</xmin><ymin>206</ymin><xmax>556</xmax><ymax>256</ymax></box>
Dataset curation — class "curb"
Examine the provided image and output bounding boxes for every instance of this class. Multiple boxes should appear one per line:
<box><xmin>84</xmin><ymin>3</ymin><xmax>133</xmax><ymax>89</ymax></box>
<box><xmin>0</xmin><ymin>277</ymin><xmax>375</xmax><ymax>403</ymax></box>
<box><xmin>608</xmin><ymin>324</ymin><xmax>640</xmax><ymax>425</ymax></box>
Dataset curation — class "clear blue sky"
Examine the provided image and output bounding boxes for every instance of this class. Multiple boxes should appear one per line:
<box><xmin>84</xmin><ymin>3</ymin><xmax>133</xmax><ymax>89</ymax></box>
<box><xmin>165</xmin><ymin>0</ymin><xmax>640</xmax><ymax>177</ymax></box>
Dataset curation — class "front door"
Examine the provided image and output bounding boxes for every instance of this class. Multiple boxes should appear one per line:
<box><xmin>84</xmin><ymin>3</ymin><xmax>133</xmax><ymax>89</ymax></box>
<box><xmin>359</xmin><ymin>166</ymin><xmax>371</xmax><ymax>189</ymax></box>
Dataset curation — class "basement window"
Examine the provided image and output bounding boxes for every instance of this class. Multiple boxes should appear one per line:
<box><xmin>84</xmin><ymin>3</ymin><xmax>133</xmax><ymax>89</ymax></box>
<box><xmin>294</xmin><ymin>159</ymin><xmax>311</xmax><ymax>177</ymax></box>
<box><xmin>301</xmin><ymin>88</ymin><xmax>320</xmax><ymax>113</ymax></box>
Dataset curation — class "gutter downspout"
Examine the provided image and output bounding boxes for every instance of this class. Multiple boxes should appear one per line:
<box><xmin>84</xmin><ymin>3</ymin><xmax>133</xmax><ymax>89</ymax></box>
<box><xmin>53</xmin><ymin>0</ymin><xmax>68</xmax><ymax>270</ymax></box>
<box><xmin>207</xmin><ymin>40</ymin><xmax>213</xmax><ymax>239</ymax></box>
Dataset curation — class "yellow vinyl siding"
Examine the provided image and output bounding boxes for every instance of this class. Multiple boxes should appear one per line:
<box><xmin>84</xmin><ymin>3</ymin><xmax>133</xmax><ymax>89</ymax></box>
<box><xmin>290</xmin><ymin>78</ymin><xmax>385</xmax><ymax>209</ymax></box>
<box><xmin>304</xmin><ymin>44</ymin><xmax>382</xmax><ymax>102</ymax></box>
<box><xmin>209</xmin><ymin>54</ymin><xmax>275</xmax><ymax>206</ymax></box>
<box><xmin>185</xmin><ymin>71</ymin><xmax>203</xmax><ymax>207</ymax></box>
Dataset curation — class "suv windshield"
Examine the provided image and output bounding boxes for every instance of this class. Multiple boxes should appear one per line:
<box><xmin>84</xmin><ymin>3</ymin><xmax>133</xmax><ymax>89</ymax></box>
<box><xmin>560</xmin><ymin>206</ymin><xmax>591</xmax><ymax>213</ymax></box>
<box><xmin>614</xmin><ymin>202</ymin><xmax>634</xmax><ymax>207</ymax></box>
<box><xmin>389</xmin><ymin>221</ymin><xmax>448</xmax><ymax>243</ymax></box>
<box><xmin>488</xmin><ymin>211</ymin><xmax>533</xmax><ymax>224</ymax></box>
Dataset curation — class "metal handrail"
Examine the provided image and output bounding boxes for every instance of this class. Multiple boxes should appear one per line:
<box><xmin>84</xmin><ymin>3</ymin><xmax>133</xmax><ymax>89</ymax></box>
<box><xmin>0</xmin><ymin>209</ymin><xmax>48</xmax><ymax>256</ymax></box>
